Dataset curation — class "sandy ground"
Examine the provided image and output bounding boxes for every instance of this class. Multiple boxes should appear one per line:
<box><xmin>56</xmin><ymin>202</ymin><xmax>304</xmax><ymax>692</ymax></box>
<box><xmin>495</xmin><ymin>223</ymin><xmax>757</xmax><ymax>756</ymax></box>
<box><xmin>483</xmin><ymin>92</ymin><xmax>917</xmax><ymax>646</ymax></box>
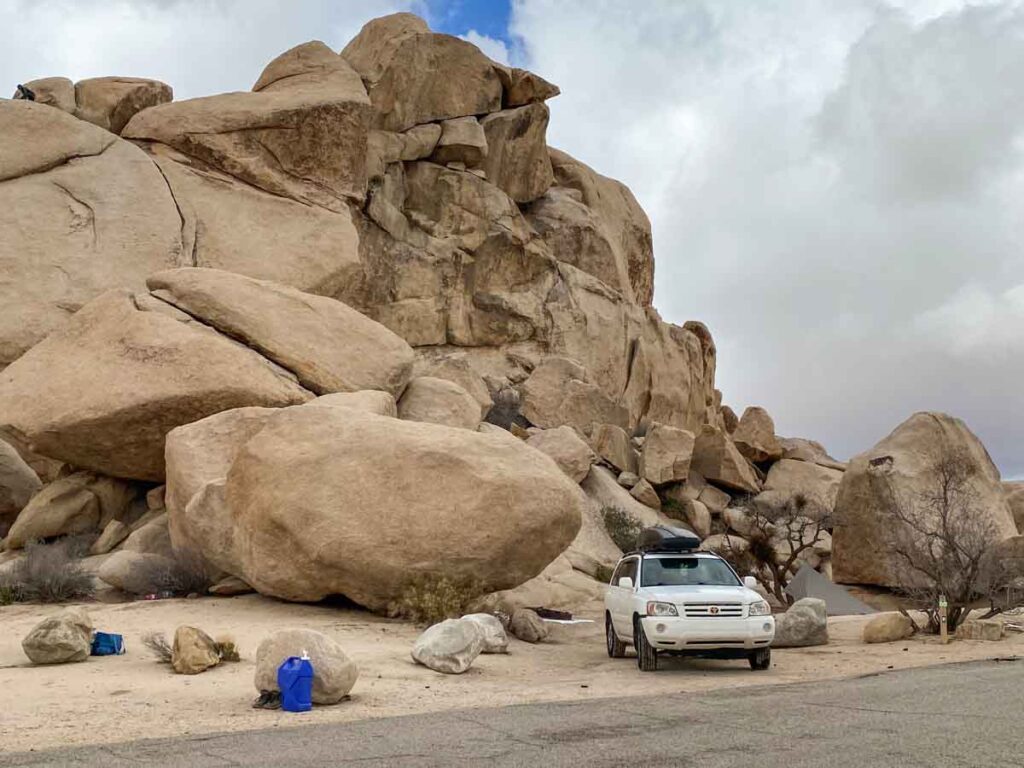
<box><xmin>1</xmin><ymin>595</ymin><xmax>1021</xmax><ymax>754</ymax></box>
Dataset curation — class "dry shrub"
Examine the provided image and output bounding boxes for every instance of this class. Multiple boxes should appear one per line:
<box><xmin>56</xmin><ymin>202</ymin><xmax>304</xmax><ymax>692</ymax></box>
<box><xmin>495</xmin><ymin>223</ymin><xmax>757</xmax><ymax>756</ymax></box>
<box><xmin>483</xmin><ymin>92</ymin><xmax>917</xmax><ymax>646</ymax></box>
<box><xmin>389</xmin><ymin>575</ymin><xmax>484</xmax><ymax>626</ymax></box>
<box><xmin>715</xmin><ymin>492</ymin><xmax>831</xmax><ymax>606</ymax></box>
<box><xmin>141</xmin><ymin>631</ymin><xmax>173</xmax><ymax>663</ymax></box>
<box><xmin>215</xmin><ymin>634</ymin><xmax>241</xmax><ymax>662</ymax></box>
<box><xmin>0</xmin><ymin>537</ymin><xmax>95</xmax><ymax>603</ymax></box>
<box><xmin>127</xmin><ymin>549</ymin><xmax>213</xmax><ymax>597</ymax></box>
<box><xmin>602</xmin><ymin>506</ymin><xmax>642</xmax><ymax>552</ymax></box>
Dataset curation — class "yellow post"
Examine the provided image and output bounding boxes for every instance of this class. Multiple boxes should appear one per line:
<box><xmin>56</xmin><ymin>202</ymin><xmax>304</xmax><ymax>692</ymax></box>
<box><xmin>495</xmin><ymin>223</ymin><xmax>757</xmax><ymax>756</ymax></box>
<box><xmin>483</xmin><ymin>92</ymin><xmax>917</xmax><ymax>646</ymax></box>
<box><xmin>939</xmin><ymin>595</ymin><xmax>949</xmax><ymax>644</ymax></box>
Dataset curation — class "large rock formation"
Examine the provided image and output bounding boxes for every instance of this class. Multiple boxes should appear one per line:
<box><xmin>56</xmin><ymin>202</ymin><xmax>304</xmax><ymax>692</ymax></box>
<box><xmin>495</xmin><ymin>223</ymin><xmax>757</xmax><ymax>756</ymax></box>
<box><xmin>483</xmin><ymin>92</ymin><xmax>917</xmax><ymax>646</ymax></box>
<box><xmin>0</xmin><ymin>102</ymin><xmax>184</xmax><ymax>366</ymax></box>
<box><xmin>832</xmin><ymin>413</ymin><xmax>1017</xmax><ymax>587</ymax></box>
<box><xmin>0</xmin><ymin>289</ymin><xmax>312</xmax><ymax>481</ymax></box>
<box><xmin>124</xmin><ymin>41</ymin><xmax>371</xmax><ymax>211</ymax></box>
<box><xmin>341</xmin><ymin>14</ymin><xmax>502</xmax><ymax>132</ymax></box>
<box><xmin>147</xmin><ymin>267</ymin><xmax>414</xmax><ymax>396</ymax></box>
<box><xmin>168</xmin><ymin>404</ymin><xmax>582</xmax><ymax>610</ymax></box>
<box><xmin>0</xmin><ymin>12</ymin><xmax>830</xmax><ymax>614</ymax></box>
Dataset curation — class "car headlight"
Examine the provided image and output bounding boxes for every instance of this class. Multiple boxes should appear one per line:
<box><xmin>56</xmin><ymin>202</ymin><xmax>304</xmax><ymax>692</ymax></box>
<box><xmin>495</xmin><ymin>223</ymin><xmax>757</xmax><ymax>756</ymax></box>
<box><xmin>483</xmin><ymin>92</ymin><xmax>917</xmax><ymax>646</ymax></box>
<box><xmin>748</xmin><ymin>600</ymin><xmax>771</xmax><ymax>616</ymax></box>
<box><xmin>646</xmin><ymin>601</ymin><xmax>678</xmax><ymax>617</ymax></box>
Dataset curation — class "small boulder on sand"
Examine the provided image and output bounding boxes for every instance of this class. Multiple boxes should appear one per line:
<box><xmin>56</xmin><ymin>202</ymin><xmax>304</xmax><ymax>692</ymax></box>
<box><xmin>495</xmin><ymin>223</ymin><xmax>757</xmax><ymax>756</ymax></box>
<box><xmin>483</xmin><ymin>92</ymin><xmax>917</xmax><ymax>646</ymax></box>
<box><xmin>461</xmin><ymin>613</ymin><xmax>509</xmax><ymax>654</ymax></box>
<box><xmin>772</xmin><ymin>598</ymin><xmax>828</xmax><ymax>648</ymax></box>
<box><xmin>862</xmin><ymin>613</ymin><xmax>915</xmax><ymax>644</ymax></box>
<box><xmin>171</xmin><ymin>625</ymin><xmax>221</xmax><ymax>675</ymax></box>
<box><xmin>411</xmin><ymin>618</ymin><xmax>485</xmax><ymax>674</ymax></box>
<box><xmin>255</xmin><ymin>628</ymin><xmax>358</xmax><ymax>704</ymax></box>
<box><xmin>22</xmin><ymin>608</ymin><xmax>93</xmax><ymax>664</ymax></box>
<box><xmin>956</xmin><ymin>619</ymin><xmax>1004</xmax><ymax>641</ymax></box>
<box><xmin>509</xmin><ymin>608</ymin><xmax>549</xmax><ymax>644</ymax></box>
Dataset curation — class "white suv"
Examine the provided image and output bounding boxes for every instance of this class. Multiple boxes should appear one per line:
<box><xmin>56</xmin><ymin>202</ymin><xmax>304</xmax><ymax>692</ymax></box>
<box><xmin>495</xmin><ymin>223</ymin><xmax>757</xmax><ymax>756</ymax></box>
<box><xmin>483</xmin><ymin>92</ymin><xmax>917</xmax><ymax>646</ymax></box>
<box><xmin>605</xmin><ymin>546</ymin><xmax>775</xmax><ymax>672</ymax></box>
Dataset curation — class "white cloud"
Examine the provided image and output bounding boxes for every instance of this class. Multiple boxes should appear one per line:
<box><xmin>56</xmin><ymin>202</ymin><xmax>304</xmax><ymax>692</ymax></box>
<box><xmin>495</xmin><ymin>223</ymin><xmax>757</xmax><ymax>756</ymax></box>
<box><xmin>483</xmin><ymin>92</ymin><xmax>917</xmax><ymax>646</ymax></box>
<box><xmin>460</xmin><ymin>30</ymin><xmax>510</xmax><ymax>65</ymax></box>
<box><xmin>515</xmin><ymin>0</ymin><xmax>1024</xmax><ymax>475</ymax></box>
<box><xmin>0</xmin><ymin>0</ymin><xmax>414</xmax><ymax>99</ymax></box>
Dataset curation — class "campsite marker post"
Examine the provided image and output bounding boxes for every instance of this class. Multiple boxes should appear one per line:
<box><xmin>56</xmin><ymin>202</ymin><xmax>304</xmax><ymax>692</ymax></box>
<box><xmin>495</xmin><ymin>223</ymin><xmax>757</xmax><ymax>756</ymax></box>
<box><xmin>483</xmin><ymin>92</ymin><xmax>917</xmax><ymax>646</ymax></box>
<box><xmin>938</xmin><ymin>595</ymin><xmax>949</xmax><ymax>644</ymax></box>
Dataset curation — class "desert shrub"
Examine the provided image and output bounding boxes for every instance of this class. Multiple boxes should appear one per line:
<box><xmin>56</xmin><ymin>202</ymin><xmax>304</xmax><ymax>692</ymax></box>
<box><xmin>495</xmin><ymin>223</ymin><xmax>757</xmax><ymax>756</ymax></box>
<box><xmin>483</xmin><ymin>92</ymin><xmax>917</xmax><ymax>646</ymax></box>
<box><xmin>141</xmin><ymin>631</ymin><xmax>173</xmax><ymax>663</ymax></box>
<box><xmin>594</xmin><ymin>564</ymin><xmax>614</xmax><ymax>584</ymax></box>
<box><xmin>127</xmin><ymin>549</ymin><xmax>213</xmax><ymax>597</ymax></box>
<box><xmin>389</xmin><ymin>575</ymin><xmax>484</xmax><ymax>626</ymax></box>
<box><xmin>660</xmin><ymin>497</ymin><xmax>687</xmax><ymax>522</ymax></box>
<box><xmin>215</xmin><ymin>634</ymin><xmax>241</xmax><ymax>662</ymax></box>
<box><xmin>714</xmin><ymin>493</ymin><xmax>831</xmax><ymax>606</ymax></box>
<box><xmin>602</xmin><ymin>506</ymin><xmax>642</xmax><ymax>552</ymax></box>
<box><xmin>0</xmin><ymin>538</ymin><xmax>95</xmax><ymax>603</ymax></box>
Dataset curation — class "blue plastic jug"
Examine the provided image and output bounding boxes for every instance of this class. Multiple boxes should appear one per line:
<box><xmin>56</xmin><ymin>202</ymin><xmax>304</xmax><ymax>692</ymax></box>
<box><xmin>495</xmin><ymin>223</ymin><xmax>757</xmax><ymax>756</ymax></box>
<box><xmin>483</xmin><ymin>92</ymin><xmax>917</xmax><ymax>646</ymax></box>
<box><xmin>277</xmin><ymin>652</ymin><xmax>314</xmax><ymax>713</ymax></box>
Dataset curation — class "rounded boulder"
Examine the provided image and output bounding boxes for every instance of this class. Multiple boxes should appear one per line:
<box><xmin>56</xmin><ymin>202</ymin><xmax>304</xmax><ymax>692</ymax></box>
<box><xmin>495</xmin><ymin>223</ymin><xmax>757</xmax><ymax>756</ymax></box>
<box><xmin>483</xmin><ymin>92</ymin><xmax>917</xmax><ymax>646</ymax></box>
<box><xmin>22</xmin><ymin>608</ymin><xmax>93</xmax><ymax>665</ymax></box>
<box><xmin>254</xmin><ymin>628</ymin><xmax>358</xmax><ymax>704</ymax></box>
<box><xmin>411</xmin><ymin>619</ymin><xmax>485</xmax><ymax>674</ymax></box>
<box><xmin>219</xmin><ymin>406</ymin><xmax>582</xmax><ymax>611</ymax></box>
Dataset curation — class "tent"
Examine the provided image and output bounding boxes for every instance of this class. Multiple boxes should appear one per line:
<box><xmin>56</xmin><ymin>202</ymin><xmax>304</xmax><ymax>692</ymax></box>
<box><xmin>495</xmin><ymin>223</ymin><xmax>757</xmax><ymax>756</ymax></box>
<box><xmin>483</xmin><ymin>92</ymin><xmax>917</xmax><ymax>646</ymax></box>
<box><xmin>784</xmin><ymin>564</ymin><xmax>876</xmax><ymax>616</ymax></box>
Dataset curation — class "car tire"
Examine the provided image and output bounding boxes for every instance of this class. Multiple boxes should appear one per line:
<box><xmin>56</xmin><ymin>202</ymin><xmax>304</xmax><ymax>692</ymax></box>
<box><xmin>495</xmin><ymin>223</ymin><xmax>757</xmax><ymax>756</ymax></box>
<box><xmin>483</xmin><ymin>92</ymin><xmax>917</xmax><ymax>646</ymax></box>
<box><xmin>749</xmin><ymin>647</ymin><xmax>771</xmax><ymax>671</ymax></box>
<box><xmin>606</xmin><ymin>613</ymin><xmax>627</xmax><ymax>658</ymax></box>
<box><xmin>634</xmin><ymin>619</ymin><xmax>658</xmax><ymax>672</ymax></box>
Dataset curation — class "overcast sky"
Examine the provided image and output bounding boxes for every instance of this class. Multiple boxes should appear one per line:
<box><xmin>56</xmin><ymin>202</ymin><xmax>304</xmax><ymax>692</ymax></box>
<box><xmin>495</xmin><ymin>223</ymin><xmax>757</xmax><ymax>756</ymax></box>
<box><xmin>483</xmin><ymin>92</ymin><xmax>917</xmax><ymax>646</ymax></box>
<box><xmin>2</xmin><ymin>0</ymin><xmax>1021</xmax><ymax>477</ymax></box>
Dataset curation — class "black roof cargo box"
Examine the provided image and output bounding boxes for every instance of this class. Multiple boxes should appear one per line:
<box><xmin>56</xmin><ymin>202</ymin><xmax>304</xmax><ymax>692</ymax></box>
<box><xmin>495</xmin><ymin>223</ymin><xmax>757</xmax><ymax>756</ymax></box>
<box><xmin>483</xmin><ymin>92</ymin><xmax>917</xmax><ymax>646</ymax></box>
<box><xmin>637</xmin><ymin>525</ymin><xmax>701</xmax><ymax>553</ymax></box>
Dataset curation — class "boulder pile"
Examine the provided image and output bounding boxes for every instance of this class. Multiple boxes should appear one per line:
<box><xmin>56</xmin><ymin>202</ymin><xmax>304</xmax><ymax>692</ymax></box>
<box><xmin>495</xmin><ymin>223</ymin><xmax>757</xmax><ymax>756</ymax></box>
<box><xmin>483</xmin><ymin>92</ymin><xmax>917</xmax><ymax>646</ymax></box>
<box><xmin>0</xmin><ymin>12</ymin><xmax>1017</xmax><ymax>613</ymax></box>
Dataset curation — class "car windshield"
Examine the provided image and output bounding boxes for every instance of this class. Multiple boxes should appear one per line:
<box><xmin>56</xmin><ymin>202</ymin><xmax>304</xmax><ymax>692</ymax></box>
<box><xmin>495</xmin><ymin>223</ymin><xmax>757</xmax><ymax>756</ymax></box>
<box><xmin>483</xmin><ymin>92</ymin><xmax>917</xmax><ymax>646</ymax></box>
<box><xmin>640</xmin><ymin>556</ymin><xmax>741</xmax><ymax>588</ymax></box>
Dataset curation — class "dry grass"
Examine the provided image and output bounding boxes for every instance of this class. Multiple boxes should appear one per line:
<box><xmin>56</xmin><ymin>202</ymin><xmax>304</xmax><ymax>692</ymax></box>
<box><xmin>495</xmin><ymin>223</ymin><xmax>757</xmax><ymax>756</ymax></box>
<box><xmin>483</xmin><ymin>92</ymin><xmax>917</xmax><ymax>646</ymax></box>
<box><xmin>389</xmin><ymin>575</ymin><xmax>484</xmax><ymax>626</ymax></box>
<box><xmin>0</xmin><ymin>538</ymin><xmax>95</xmax><ymax>603</ymax></box>
<box><xmin>141</xmin><ymin>631</ymin><xmax>173</xmax><ymax>664</ymax></box>
<box><xmin>126</xmin><ymin>549</ymin><xmax>213</xmax><ymax>597</ymax></box>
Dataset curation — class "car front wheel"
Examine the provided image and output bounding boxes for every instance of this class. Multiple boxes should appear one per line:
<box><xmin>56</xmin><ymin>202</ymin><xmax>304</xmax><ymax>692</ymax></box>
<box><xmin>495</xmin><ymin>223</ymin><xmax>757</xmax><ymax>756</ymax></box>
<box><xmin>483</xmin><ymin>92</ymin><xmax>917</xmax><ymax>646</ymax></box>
<box><xmin>749</xmin><ymin>647</ymin><xmax>771</xmax><ymax>671</ymax></box>
<box><xmin>606</xmin><ymin>613</ymin><xmax>627</xmax><ymax>658</ymax></box>
<box><xmin>634</xmin><ymin>619</ymin><xmax>658</xmax><ymax>672</ymax></box>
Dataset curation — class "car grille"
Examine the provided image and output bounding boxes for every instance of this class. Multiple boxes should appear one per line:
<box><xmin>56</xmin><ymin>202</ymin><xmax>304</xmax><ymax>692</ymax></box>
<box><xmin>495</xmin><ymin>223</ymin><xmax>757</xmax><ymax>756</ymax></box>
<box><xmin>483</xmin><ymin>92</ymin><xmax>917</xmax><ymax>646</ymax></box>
<box><xmin>683</xmin><ymin>603</ymin><xmax>744</xmax><ymax>618</ymax></box>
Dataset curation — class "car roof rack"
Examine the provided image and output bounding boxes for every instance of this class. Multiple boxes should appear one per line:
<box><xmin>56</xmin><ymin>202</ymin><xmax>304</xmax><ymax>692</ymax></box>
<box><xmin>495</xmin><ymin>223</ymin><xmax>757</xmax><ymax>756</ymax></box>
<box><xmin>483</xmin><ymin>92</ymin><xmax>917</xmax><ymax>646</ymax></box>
<box><xmin>635</xmin><ymin>524</ymin><xmax>702</xmax><ymax>553</ymax></box>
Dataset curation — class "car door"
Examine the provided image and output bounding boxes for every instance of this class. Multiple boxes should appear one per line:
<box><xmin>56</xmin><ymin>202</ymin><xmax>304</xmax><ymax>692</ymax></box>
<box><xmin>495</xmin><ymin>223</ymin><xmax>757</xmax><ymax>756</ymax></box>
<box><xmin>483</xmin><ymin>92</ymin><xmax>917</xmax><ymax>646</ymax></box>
<box><xmin>609</xmin><ymin>557</ymin><xmax>638</xmax><ymax>638</ymax></box>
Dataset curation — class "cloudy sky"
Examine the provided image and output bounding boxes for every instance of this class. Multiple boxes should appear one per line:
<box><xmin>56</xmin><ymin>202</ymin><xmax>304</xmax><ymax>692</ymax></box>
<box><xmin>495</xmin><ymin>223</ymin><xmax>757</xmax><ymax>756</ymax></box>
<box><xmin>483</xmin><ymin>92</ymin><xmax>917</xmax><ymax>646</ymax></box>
<box><xmin>2</xmin><ymin>0</ymin><xmax>1021</xmax><ymax>477</ymax></box>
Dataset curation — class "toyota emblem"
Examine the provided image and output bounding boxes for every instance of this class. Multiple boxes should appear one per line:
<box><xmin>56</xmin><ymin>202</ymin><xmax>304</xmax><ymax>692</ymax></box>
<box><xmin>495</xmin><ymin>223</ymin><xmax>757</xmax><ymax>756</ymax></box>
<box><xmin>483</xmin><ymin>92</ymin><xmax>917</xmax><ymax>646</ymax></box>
<box><xmin>709</xmin><ymin>606</ymin><xmax>720</xmax><ymax>615</ymax></box>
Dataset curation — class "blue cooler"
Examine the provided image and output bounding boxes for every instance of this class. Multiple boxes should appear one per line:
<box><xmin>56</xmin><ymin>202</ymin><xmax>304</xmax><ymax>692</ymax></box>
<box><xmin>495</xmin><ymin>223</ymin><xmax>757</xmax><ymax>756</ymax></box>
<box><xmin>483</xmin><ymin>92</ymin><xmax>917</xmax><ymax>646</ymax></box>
<box><xmin>277</xmin><ymin>653</ymin><xmax>314</xmax><ymax>713</ymax></box>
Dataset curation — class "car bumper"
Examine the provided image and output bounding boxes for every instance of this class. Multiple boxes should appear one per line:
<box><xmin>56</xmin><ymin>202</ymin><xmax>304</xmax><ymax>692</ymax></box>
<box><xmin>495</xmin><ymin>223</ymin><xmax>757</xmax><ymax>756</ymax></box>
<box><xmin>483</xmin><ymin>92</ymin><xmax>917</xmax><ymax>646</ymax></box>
<box><xmin>641</xmin><ymin>615</ymin><xmax>775</xmax><ymax>651</ymax></box>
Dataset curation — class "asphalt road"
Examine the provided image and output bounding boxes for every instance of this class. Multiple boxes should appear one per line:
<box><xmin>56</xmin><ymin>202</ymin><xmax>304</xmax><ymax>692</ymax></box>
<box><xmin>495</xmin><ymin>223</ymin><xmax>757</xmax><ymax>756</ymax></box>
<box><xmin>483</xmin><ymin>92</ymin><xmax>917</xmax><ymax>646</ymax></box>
<box><xmin>2</xmin><ymin>659</ymin><xmax>1021</xmax><ymax>768</ymax></box>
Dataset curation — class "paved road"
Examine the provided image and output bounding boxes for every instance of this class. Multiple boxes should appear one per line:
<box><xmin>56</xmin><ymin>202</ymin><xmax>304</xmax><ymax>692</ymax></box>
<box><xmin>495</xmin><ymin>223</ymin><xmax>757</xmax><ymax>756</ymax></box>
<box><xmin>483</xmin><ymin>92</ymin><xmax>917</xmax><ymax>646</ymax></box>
<box><xmin>2</xmin><ymin>659</ymin><xmax>1021</xmax><ymax>767</ymax></box>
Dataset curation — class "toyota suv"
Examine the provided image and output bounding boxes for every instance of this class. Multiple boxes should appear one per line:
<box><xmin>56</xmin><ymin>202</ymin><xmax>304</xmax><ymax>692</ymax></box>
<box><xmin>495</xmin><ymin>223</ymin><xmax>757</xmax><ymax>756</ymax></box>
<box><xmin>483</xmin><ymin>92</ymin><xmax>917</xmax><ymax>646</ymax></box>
<box><xmin>604</xmin><ymin>526</ymin><xmax>775</xmax><ymax>671</ymax></box>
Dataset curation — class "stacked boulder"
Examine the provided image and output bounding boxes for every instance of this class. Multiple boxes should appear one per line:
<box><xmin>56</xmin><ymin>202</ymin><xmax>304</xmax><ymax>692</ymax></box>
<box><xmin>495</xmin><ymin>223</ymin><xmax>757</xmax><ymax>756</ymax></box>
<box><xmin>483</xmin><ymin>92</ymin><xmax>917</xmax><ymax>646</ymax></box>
<box><xmin>0</xmin><ymin>12</ymin><xmax>848</xmax><ymax>613</ymax></box>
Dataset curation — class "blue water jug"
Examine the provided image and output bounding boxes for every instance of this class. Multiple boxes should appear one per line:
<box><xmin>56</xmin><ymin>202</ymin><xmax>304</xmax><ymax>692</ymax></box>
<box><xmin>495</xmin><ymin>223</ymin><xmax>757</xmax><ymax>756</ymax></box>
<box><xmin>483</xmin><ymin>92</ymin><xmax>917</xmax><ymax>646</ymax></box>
<box><xmin>277</xmin><ymin>652</ymin><xmax>314</xmax><ymax>713</ymax></box>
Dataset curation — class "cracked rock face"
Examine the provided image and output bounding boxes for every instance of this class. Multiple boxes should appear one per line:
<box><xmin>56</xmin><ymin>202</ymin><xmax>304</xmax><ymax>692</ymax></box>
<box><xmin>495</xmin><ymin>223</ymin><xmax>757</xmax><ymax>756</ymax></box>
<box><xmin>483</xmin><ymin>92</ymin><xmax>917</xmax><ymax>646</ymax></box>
<box><xmin>0</xmin><ymin>101</ymin><xmax>185</xmax><ymax>366</ymax></box>
<box><xmin>0</xmin><ymin>288</ymin><xmax>313</xmax><ymax>481</ymax></box>
<box><xmin>1</xmin><ymin>11</ymin><xmax>718</xmax><ymax>480</ymax></box>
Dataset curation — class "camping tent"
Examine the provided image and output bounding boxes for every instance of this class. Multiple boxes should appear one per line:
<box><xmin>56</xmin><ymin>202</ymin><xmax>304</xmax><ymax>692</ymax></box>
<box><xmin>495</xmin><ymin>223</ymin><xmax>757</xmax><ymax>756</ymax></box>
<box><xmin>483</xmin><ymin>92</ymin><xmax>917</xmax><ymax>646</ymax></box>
<box><xmin>784</xmin><ymin>564</ymin><xmax>876</xmax><ymax>616</ymax></box>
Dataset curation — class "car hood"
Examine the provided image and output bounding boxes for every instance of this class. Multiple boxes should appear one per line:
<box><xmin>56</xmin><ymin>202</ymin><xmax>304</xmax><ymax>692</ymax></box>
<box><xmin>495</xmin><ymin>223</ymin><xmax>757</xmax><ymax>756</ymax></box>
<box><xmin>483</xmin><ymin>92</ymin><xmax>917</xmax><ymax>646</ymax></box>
<box><xmin>640</xmin><ymin>585</ymin><xmax>761</xmax><ymax>604</ymax></box>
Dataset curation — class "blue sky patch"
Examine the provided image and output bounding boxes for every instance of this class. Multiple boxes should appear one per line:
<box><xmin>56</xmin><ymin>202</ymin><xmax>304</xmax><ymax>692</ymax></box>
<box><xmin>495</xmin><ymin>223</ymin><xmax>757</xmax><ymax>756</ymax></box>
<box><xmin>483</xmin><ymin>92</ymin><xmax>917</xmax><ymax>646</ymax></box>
<box><xmin>423</xmin><ymin>0</ymin><xmax>515</xmax><ymax>49</ymax></box>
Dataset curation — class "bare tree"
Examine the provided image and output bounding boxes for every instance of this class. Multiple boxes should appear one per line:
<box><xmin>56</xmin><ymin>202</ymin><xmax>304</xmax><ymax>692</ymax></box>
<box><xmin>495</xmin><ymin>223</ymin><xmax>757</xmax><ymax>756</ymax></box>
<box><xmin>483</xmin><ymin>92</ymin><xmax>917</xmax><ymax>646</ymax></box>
<box><xmin>715</xmin><ymin>493</ymin><xmax>832</xmax><ymax>606</ymax></box>
<box><xmin>878</xmin><ymin>447</ymin><xmax>1024</xmax><ymax>633</ymax></box>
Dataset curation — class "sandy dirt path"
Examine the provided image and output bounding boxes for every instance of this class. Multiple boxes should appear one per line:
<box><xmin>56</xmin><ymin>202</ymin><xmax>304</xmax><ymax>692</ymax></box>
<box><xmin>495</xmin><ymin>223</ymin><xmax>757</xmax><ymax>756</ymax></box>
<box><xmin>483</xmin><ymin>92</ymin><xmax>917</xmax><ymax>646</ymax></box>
<box><xmin>1</xmin><ymin>595</ymin><xmax>1020</xmax><ymax>753</ymax></box>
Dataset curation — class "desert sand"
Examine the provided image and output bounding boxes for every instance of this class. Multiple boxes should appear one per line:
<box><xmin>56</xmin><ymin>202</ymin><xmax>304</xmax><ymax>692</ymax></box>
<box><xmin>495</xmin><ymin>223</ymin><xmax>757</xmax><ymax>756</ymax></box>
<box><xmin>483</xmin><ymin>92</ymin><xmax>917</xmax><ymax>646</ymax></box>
<box><xmin>1</xmin><ymin>595</ymin><xmax>1020</xmax><ymax>754</ymax></box>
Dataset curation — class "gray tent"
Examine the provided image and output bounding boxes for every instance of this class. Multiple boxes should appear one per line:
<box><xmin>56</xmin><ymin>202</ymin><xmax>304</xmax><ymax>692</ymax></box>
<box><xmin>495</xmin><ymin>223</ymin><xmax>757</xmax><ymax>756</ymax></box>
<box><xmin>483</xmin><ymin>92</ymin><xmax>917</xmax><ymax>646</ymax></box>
<box><xmin>784</xmin><ymin>564</ymin><xmax>876</xmax><ymax>616</ymax></box>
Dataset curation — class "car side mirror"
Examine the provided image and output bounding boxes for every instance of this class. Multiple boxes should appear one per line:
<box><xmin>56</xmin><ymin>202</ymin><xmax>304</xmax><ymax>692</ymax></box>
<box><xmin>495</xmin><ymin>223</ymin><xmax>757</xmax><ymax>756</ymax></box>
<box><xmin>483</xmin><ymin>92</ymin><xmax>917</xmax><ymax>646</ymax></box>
<box><xmin>618</xmin><ymin>576</ymin><xmax>634</xmax><ymax>589</ymax></box>
<box><xmin>743</xmin><ymin>576</ymin><xmax>758</xmax><ymax>590</ymax></box>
